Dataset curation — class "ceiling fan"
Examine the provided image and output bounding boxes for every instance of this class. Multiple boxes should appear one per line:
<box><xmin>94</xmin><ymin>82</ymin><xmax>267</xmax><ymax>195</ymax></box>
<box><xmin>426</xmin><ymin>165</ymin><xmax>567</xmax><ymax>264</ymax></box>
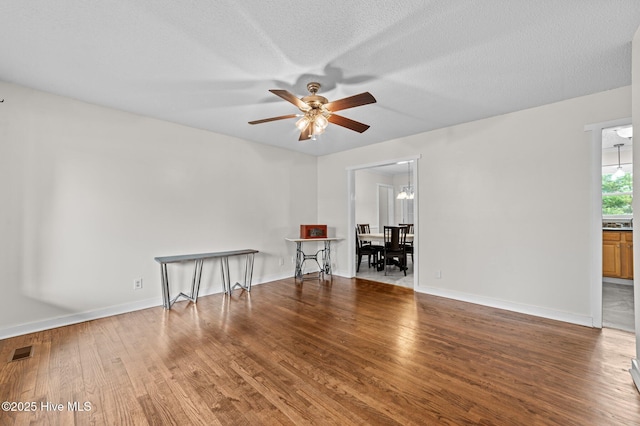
<box><xmin>248</xmin><ymin>82</ymin><xmax>376</xmax><ymax>141</ymax></box>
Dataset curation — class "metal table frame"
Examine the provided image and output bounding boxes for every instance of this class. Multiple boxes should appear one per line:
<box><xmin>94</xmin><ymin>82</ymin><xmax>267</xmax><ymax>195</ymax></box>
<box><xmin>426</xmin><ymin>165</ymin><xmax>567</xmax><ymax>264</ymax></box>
<box><xmin>154</xmin><ymin>249</ymin><xmax>258</xmax><ymax>309</ymax></box>
<box><xmin>285</xmin><ymin>238</ymin><xmax>341</xmax><ymax>282</ymax></box>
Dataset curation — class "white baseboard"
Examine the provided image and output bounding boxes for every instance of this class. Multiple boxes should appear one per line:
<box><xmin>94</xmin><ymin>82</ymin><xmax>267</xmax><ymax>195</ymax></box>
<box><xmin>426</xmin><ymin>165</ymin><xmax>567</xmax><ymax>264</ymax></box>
<box><xmin>0</xmin><ymin>297</ymin><xmax>162</xmax><ymax>340</ymax></box>
<box><xmin>3</xmin><ymin>273</ymin><xmax>597</xmax><ymax>340</ymax></box>
<box><xmin>415</xmin><ymin>285</ymin><xmax>594</xmax><ymax>327</ymax></box>
<box><xmin>0</xmin><ymin>273</ymin><xmax>293</xmax><ymax>340</ymax></box>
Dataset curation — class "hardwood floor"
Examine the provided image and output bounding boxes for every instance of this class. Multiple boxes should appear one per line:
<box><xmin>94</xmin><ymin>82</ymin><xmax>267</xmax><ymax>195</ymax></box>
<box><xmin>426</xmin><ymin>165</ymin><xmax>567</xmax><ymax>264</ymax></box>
<box><xmin>1</xmin><ymin>277</ymin><xmax>639</xmax><ymax>425</ymax></box>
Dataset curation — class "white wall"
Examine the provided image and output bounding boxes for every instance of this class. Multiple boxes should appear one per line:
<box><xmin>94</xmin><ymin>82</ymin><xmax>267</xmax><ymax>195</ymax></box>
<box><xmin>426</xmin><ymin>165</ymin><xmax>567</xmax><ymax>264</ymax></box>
<box><xmin>0</xmin><ymin>81</ymin><xmax>318</xmax><ymax>338</ymax></box>
<box><xmin>355</xmin><ymin>169</ymin><xmax>394</xmax><ymax>231</ymax></box>
<box><xmin>319</xmin><ymin>86</ymin><xmax>631</xmax><ymax>325</ymax></box>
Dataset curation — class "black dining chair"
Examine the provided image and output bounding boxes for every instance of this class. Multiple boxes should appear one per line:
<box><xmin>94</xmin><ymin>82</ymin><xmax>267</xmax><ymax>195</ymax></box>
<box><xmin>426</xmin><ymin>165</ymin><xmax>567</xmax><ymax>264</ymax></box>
<box><xmin>356</xmin><ymin>227</ymin><xmax>382</xmax><ymax>272</ymax></box>
<box><xmin>357</xmin><ymin>224</ymin><xmax>371</xmax><ymax>234</ymax></box>
<box><xmin>357</xmin><ymin>224</ymin><xmax>372</xmax><ymax>246</ymax></box>
<box><xmin>398</xmin><ymin>223</ymin><xmax>414</xmax><ymax>233</ymax></box>
<box><xmin>383</xmin><ymin>226</ymin><xmax>408</xmax><ymax>276</ymax></box>
<box><xmin>399</xmin><ymin>223</ymin><xmax>414</xmax><ymax>263</ymax></box>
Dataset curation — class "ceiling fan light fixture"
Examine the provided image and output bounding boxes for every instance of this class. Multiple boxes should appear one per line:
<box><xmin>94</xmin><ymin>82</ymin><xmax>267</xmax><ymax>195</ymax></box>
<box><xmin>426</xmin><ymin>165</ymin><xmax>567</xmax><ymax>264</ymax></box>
<box><xmin>312</xmin><ymin>123</ymin><xmax>325</xmax><ymax>136</ymax></box>
<box><xmin>315</xmin><ymin>114</ymin><xmax>328</xmax><ymax>129</ymax></box>
<box><xmin>295</xmin><ymin>116</ymin><xmax>310</xmax><ymax>131</ymax></box>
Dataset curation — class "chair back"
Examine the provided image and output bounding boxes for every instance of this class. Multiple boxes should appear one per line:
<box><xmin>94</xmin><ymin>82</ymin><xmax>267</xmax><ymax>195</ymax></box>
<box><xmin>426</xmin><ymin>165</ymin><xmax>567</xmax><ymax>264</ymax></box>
<box><xmin>357</xmin><ymin>224</ymin><xmax>372</xmax><ymax>245</ymax></box>
<box><xmin>355</xmin><ymin>226</ymin><xmax>368</xmax><ymax>251</ymax></box>
<box><xmin>399</xmin><ymin>223</ymin><xmax>414</xmax><ymax>234</ymax></box>
<box><xmin>384</xmin><ymin>226</ymin><xmax>407</xmax><ymax>251</ymax></box>
<box><xmin>357</xmin><ymin>224</ymin><xmax>371</xmax><ymax>234</ymax></box>
<box><xmin>356</xmin><ymin>225</ymin><xmax>362</xmax><ymax>252</ymax></box>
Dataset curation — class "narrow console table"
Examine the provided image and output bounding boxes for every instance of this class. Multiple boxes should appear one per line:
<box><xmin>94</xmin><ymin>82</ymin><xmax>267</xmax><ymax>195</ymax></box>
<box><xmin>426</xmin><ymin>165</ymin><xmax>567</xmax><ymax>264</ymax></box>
<box><xmin>285</xmin><ymin>238</ymin><xmax>341</xmax><ymax>282</ymax></box>
<box><xmin>154</xmin><ymin>249</ymin><xmax>258</xmax><ymax>309</ymax></box>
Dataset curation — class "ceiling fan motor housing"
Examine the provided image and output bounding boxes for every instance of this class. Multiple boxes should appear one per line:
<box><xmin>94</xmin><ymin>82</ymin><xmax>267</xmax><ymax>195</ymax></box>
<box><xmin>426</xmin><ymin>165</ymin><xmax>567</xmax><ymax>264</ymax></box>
<box><xmin>301</xmin><ymin>95</ymin><xmax>328</xmax><ymax>110</ymax></box>
<box><xmin>306</xmin><ymin>82</ymin><xmax>321</xmax><ymax>94</ymax></box>
<box><xmin>301</xmin><ymin>82</ymin><xmax>328</xmax><ymax>110</ymax></box>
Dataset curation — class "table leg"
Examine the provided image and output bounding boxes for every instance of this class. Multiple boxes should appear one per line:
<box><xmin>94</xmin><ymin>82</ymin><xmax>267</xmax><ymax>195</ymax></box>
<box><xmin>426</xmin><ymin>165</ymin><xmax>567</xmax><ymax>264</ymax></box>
<box><xmin>221</xmin><ymin>256</ymin><xmax>231</xmax><ymax>294</ymax></box>
<box><xmin>313</xmin><ymin>249</ymin><xmax>325</xmax><ymax>281</ymax></box>
<box><xmin>324</xmin><ymin>240</ymin><xmax>333</xmax><ymax>280</ymax></box>
<box><xmin>294</xmin><ymin>242</ymin><xmax>304</xmax><ymax>281</ymax></box>
<box><xmin>294</xmin><ymin>241</ymin><xmax>335</xmax><ymax>282</ymax></box>
<box><xmin>226</xmin><ymin>252</ymin><xmax>257</xmax><ymax>293</ymax></box>
<box><xmin>160</xmin><ymin>263</ymin><xmax>170</xmax><ymax>309</ymax></box>
<box><xmin>243</xmin><ymin>252</ymin><xmax>255</xmax><ymax>291</ymax></box>
<box><xmin>190</xmin><ymin>259</ymin><xmax>204</xmax><ymax>303</ymax></box>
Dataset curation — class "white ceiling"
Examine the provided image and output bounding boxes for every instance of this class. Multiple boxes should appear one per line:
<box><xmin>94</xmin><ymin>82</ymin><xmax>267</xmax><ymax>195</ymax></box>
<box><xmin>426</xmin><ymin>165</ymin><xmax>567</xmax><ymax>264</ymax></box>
<box><xmin>1</xmin><ymin>1</ymin><xmax>640</xmax><ymax>156</ymax></box>
<box><xmin>603</xmin><ymin>126</ymin><xmax>633</xmax><ymax>150</ymax></box>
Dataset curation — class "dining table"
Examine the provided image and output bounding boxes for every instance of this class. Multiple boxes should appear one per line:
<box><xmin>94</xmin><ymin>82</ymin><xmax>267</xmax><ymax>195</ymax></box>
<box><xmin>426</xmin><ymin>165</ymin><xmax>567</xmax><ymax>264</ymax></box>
<box><xmin>357</xmin><ymin>233</ymin><xmax>414</xmax><ymax>244</ymax></box>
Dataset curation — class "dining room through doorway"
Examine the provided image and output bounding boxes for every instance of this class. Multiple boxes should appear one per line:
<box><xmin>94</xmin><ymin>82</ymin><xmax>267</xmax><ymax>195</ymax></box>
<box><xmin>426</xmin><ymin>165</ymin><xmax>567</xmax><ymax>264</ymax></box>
<box><xmin>352</xmin><ymin>160</ymin><xmax>416</xmax><ymax>288</ymax></box>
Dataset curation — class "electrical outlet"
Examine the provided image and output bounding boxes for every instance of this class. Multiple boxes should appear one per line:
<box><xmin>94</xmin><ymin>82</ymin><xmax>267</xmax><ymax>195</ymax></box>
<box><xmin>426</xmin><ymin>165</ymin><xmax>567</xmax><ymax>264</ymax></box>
<box><xmin>278</xmin><ymin>257</ymin><xmax>284</xmax><ymax>266</ymax></box>
<box><xmin>436</xmin><ymin>270</ymin><xmax>442</xmax><ymax>279</ymax></box>
<box><xmin>133</xmin><ymin>278</ymin><xmax>143</xmax><ymax>290</ymax></box>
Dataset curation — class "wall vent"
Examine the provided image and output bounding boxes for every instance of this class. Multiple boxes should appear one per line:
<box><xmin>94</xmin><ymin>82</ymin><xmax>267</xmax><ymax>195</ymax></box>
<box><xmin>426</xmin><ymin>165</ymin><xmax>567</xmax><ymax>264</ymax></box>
<box><xmin>9</xmin><ymin>346</ymin><xmax>33</xmax><ymax>362</ymax></box>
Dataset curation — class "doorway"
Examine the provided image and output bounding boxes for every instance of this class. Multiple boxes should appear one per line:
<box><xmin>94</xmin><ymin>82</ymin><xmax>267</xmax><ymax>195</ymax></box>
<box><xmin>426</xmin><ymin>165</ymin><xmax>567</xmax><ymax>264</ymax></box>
<box><xmin>347</xmin><ymin>156</ymin><xmax>420</xmax><ymax>289</ymax></box>
<box><xmin>601</xmin><ymin>124</ymin><xmax>634</xmax><ymax>332</ymax></box>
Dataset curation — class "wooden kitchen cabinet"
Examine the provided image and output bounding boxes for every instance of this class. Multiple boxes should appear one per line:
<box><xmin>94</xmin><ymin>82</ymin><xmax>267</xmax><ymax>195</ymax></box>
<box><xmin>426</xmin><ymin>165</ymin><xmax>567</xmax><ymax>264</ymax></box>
<box><xmin>622</xmin><ymin>235</ymin><xmax>633</xmax><ymax>279</ymax></box>
<box><xmin>603</xmin><ymin>231</ymin><xmax>633</xmax><ymax>279</ymax></box>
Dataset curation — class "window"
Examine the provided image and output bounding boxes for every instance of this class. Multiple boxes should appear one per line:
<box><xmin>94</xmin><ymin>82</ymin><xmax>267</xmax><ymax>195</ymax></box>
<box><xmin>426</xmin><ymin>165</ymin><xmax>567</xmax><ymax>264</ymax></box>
<box><xmin>602</xmin><ymin>126</ymin><xmax>632</xmax><ymax>216</ymax></box>
<box><xmin>602</xmin><ymin>171</ymin><xmax>632</xmax><ymax>215</ymax></box>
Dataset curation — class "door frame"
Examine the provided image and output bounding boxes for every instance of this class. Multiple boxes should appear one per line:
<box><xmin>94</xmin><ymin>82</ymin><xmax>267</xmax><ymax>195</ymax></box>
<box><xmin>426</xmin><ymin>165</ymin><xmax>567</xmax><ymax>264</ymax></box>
<box><xmin>585</xmin><ymin>117</ymin><xmax>632</xmax><ymax>328</ymax></box>
<box><xmin>346</xmin><ymin>155</ymin><xmax>421</xmax><ymax>289</ymax></box>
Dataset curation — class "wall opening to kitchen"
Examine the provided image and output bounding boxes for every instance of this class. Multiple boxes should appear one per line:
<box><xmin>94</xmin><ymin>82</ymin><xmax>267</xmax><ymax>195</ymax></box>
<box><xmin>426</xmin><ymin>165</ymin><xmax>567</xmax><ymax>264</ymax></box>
<box><xmin>602</xmin><ymin>124</ymin><xmax>634</xmax><ymax>332</ymax></box>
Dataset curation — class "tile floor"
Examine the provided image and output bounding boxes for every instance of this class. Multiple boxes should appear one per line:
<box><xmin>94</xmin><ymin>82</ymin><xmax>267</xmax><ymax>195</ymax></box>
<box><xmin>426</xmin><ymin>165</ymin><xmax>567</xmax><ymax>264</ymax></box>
<box><xmin>603</xmin><ymin>281</ymin><xmax>635</xmax><ymax>332</ymax></box>
<box><xmin>355</xmin><ymin>255</ymin><xmax>414</xmax><ymax>288</ymax></box>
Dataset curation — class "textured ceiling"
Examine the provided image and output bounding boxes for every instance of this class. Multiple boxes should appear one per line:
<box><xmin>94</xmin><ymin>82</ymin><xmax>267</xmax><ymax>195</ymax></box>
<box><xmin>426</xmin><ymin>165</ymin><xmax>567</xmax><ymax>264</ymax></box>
<box><xmin>1</xmin><ymin>1</ymin><xmax>639</xmax><ymax>156</ymax></box>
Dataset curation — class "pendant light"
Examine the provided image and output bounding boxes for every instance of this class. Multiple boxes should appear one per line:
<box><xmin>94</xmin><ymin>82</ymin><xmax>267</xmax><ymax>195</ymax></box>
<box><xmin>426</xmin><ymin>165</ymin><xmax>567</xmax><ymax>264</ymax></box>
<box><xmin>397</xmin><ymin>162</ymin><xmax>414</xmax><ymax>200</ymax></box>
<box><xmin>612</xmin><ymin>143</ymin><xmax>625</xmax><ymax>180</ymax></box>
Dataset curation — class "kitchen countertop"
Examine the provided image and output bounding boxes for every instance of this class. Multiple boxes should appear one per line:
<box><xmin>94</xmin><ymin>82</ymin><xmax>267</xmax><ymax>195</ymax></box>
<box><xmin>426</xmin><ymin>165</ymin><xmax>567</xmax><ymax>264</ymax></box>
<box><xmin>603</xmin><ymin>228</ymin><xmax>633</xmax><ymax>231</ymax></box>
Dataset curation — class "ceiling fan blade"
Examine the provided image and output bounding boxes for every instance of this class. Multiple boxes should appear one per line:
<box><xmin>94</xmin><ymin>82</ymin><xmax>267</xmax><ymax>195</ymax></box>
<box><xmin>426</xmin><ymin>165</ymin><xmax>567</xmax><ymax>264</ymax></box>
<box><xmin>299</xmin><ymin>123</ymin><xmax>312</xmax><ymax>141</ymax></box>
<box><xmin>269</xmin><ymin>89</ymin><xmax>310</xmax><ymax>111</ymax></box>
<box><xmin>327</xmin><ymin>114</ymin><xmax>371</xmax><ymax>133</ymax></box>
<box><xmin>248</xmin><ymin>114</ymin><xmax>298</xmax><ymax>125</ymax></box>
<box><xmin>324</xmin><ymin>92</ymin><xmax>376</xmax><ymax>112</ymax></box>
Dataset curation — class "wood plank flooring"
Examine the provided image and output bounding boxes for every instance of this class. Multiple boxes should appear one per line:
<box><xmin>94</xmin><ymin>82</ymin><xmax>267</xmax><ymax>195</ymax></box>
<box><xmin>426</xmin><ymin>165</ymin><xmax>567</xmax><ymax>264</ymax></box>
<box><xmin>1</xmin><ymin>277</ymin><xmax>639</xmax><ymax>425</ymax></box>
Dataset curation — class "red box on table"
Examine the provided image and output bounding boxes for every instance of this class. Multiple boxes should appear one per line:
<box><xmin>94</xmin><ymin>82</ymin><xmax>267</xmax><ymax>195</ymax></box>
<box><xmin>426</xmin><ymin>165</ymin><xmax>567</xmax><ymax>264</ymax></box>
<box><xmin>300</xmin><ymin>225</ymin><xmax>327</xmax><ymax>239</ymax></box>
